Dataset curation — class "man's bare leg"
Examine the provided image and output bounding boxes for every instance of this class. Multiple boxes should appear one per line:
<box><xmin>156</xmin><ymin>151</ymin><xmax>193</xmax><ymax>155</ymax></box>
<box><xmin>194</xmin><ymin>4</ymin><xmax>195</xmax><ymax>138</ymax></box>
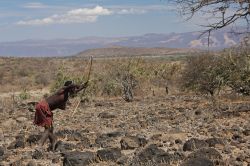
<box><xmin>40</xmin><ymin>126</ymin><xmax>50</xmax><ymax>147</ymax></box>
<box><xmin>48</xmin><ymin>126</ymin><xmax>57</xmax><ymax>151</ymax></box>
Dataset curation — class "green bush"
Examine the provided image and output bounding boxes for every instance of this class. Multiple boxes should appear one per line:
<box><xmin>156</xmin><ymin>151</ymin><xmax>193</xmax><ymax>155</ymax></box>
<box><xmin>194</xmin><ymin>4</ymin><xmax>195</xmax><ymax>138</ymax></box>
<box><xmin>181</xmin><ymin>48</ymin><xmax>250</xmax><ymax>96</ymax></box>
<box><xmin>19</xmin><ymin>89</ymin><xmax>31</xmax><ymax>100</ymax></box>
<box><xmin>181</xmin><ymin>54</ymin><xmax>227</xmax><ymax>96</ymax></box>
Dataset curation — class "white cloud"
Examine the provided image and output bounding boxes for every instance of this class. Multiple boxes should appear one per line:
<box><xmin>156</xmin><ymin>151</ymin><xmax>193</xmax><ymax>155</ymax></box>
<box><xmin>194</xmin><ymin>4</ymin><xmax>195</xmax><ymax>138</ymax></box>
<box><xmin>117</xmin><ymin>8</ymin><xmax>146</xmax><ymax>15</ymax></box>
<box><xmin>112</xmin><ymin>5</ymin><xmax>174</xmax><ymax>14</ymax></box>
<box><xmin>17</xmin><ymin>6</ymin><xmax>112</xmax><ymax>25</ymax></box>
<box><xmin>23</xmin><ymin>2</ymin><xmax>48</xmax><ymax>9</ymax></box>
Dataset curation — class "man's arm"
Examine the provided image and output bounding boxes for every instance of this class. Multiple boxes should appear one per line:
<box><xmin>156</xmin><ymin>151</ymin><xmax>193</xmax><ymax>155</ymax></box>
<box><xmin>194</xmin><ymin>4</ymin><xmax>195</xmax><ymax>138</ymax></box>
<box><xmin>74</xmin><ymin>81</ymin><xmax>88</xmax><ymax>93</ymax></box>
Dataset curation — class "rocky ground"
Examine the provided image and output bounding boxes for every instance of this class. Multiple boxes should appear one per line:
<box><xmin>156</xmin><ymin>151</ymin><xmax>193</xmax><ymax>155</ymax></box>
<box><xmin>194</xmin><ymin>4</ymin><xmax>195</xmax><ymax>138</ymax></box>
<box><xmin>0</xmin><ymin>94</ymin><xmax>249</xmax><ymax>166</ymax></box>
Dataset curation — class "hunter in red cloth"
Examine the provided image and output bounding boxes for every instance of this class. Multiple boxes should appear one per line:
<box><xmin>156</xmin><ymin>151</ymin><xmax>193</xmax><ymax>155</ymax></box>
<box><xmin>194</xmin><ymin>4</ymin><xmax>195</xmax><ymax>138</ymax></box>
<box><xmin>34</xmin><ymin>100</ymin><xmax>53</xmax><ymax>127</ymax></box>
<box><xmin>34</xmin><ymin>80</ymin><xmax>88</xmax><ymax>151</ymax></box>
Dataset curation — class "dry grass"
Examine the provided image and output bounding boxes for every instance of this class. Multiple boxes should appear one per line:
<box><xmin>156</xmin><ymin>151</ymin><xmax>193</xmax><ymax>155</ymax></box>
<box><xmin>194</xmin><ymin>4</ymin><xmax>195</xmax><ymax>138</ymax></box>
<box><xmin>0</xmin><ymin>57</ymin><xmax>183</xmax><ymax>99</ymax></box>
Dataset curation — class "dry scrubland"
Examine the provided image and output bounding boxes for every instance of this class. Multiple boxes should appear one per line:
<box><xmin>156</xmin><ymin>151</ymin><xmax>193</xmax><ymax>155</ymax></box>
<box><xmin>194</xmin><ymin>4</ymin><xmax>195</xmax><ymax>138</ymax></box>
<box><xmin>0</xmin><ymin>51</ymin><xmax>249</xmax><ymax>166</ymax></box>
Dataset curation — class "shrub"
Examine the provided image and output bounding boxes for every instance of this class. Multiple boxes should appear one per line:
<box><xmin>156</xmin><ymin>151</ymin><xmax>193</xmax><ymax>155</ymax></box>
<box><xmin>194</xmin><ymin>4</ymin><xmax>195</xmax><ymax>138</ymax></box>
<box><xmin>181</xmin><ymin>54</ymin><xmax>226</xmax><ymax>96</ymax></box>
<box><xmin>19</xmin><ymin>89</ymin><xmax>31</xmax><ymax>100</ymax></box>
<box><xmin>224</xmin><ymin>50</ymin><xmax>250</xmax><ymax>95</ymax></box>
<box><xmin>35</xmin><ymin>74</ymin><xmax>49</xmax><ymax>86</ymax></box>
<box><xmin>181</xmin><ymin>47</ymin><xmax>250</xmax><ymax>96</ymax></box>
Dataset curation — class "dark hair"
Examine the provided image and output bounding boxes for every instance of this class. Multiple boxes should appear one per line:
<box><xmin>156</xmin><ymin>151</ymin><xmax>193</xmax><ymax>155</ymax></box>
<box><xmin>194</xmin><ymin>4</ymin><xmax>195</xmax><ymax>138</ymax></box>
<box><xmin>64</xmin><ymin>80</ymin><xmax>73</xmax><ymax>86</ymax></box>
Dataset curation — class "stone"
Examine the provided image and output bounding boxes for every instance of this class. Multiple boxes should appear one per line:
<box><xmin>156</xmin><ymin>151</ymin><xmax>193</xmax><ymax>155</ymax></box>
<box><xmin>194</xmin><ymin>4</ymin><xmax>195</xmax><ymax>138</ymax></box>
<box><xmin>0</xmin><ymin>146</ymin><xmax>4</xmax><ymax>156</ymax></box>
<box><xmin>63</xmin><ymin>151</ymin><xmax>97</xmax><ymax>166</ymax></box>
<box><xmin>117</xmin><ymin>156</ymin><xmax>128</xmax><ymax>165</ymax></box>
<box><xmin>32</xmin><ymin>149</ymin><xmax>44</xmax><ymax>160</ymax></box>
<box><xmin>243</xmin><ymin>129</ymin><xmax>250</xmax><ymax>136</ymax></box>
<box><xmin>195</xmin><ymin>110</ymin><xmax>202</xmax><ymax>116</ymax></box>
<box><xmin>236</xmin><ymin>104</ymin><xmax>250</xmax><ymax>112</ymax></box>
<box><xmin>8</xmin><ymin>138</ymin><xmax>25</xmax><ymax>149</ymax></box>
<box><xmin>120</xmin><ymin>136</ymin><xmax>147</xmax><ymax>150</ymax></box>
<box><xmin>106</xmin><ymin>131</ymin><xmax>125</xmax><ymax>138</ymax></box>
<box><xmin>55</xmin><ymin>141</ymin><xmax>77</xmax><ymax>152</ymax></box>
<box><xmin>27</xmin><ymin>160</ymin><xmax>37</xmax><ymax>166</ymax></box>
<box><xmin>205</xmin><ymin>138</ymin><xmax>225</xmax><ymax>147</ymax></box>
<box><xmin>10</xmin><ymin>160</ymin><xmax>22</xmax><ymax>166</ymax></box>
<box><xmin>232</xmin><ymin>134</ymin><xmax>242</xmax><ymax>141</ymax></box>
<box><xmin>175</xmin><ymin>139</ymin><xmax>182</xmax><ymax>144</ymax></box>
<box><xmin>16</xmin><ymin>117</ymin><xmax>28</xmax><ymax>123</ymax></box>
<box><xmin>95</xmin><ymin>133</ymin><xmax>118</xmax><ymax>148</ymax></box>
<box><xmin>67</xmin><ymin>132</ymin><xmax>84</xmax><ymax>142</ymax></box>
<box><xmin>97</xmin><ymin>148</ymin><xmax>122</xmax><ymax>162</ymax></box>
<box><xmin>26</xmin><ymin>134</ymin><xmax>42</xmax><ymax>146</ymax></box>
<box><xmin>188</xmin><ymin>148</ymin><xmax>222</xmax><ymax>160</ymax></box>
<box><xmin>95</xmin><ymin>102</ymin><xmax>114</xmax><ymax>107</ymax></box>
<box><xmin>15</xmin><ymin>139</ymin><xmax>25</xmax><ymax>149</ymax></box>
<box><xmin>181</xmin><ymin>157</ymin><xmax>214</xmax><ymax>166</ymax></box>
<box><xmin>0</xmin><ymin>129</ymin><xmax>3</xmax><ymax>141</ymax></box>
<box><xmin>98</xmin><ymin>112</ymin><xmax>116</xmax><ymax>119</ymax></box>
<box><xmin>55</xmin><ymin>129</ymin><xmax>84</xmax><ymax>141</ymax></box>
<box><xmin>183</xmin><ymin>138</ymin><xmax>209</xmax><ymax>151</ymax></box>
<box><xmin>133</xmin><ymin>144</ymin><xmax>181</xmax><ymax>165</ymax></box>
<box><xmin>80</xmin><ymin>137</ymin><xmax>91</xmax><ymax>148</ymax></box>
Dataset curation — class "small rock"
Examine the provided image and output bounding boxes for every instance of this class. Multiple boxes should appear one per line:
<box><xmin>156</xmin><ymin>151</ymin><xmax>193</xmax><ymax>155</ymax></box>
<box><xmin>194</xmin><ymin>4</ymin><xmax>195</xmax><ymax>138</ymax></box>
<box><xmin>80</xmin><ymin>137</ymin><xmax>91</xmax><ymax>148</ymax></box>
<box><xmin>0</xmin><ymin>146</ymin><xmax>4</xmax><ymax>156</ymax></box>
<box><xmin>95</xmin><ymin>102</ymin><xmax>114</xmax><ymax>107</ymax></box>
<box><xmin>205</xmin><ymin>138</ymin><xmax>225</xmax><ymax>147</ymax></box>
<box><xmin>98</xmin><ymin>112</ymin><xmax>116</xmax><ymax>119</ymax></box>
<box><xmin>97</xmin><ymin>148</ymin><xmax>122</xmax><ymax>162</ymax></box>
<box><xmin>32</xmin><ymin>149</ymin><xmax>44</xmax><ymax>159</ymax></box>
<box><xmin>55</xmin><ymin>141</ymin><xmax>77</xmax><ymax>152</ymax></box>
<box><xmin>243</xmin><ymin>129</ymin><xmax>250</xmax><ymax>136</ymax></box>
<box><xmin>117</xmin><ymin>156</ymin><xmax>128</xmax><ymax>165</ymax></box>
<box><xmin>232</xmin><ymin>134</ymin><xmax>242</xmax><ymax>141</ymax></box>
<box><xmin>236</xmin><ymin>155</ymin><xmax>245</xmax><ymax>162</ymax></box>
<box><xmin>236</xmin><ymin>104</ymin><xmax>250</xmax><ymax>112</ymax></box>
<box><xmin>8</xmin><ymin>138</ymin><xmax>25</xmax><ymax>149</ymax></box>
<box><xmin>181</xmin><ymin>157</ymin><xmax>214</xmax><ymax>166</ymax></box>
<box><xmin>188</xmin><ymin>148</ymin><xmax>223</xmax><ymax>164</ymax></box>
<box><xmin>15</xmin><ymin>139</ymin><xmax>25</xmax><ymax>148</ymax></box>
<box><xmin>16</xmin><ymin>117</ymin><xmax>28</xmax><ymax>123</ymax></box>
<box><xmin>95</xmin><ymin>134</ymin><xmax>117</xmax><ymax>148</ymax></box>
<box><xmin>195</xmin><ymin>110</ymin><xmax>202</xmax><ymax>116</ymax></box>
<box><xmin>183</xmin><ymin>138</ymin><xmax>209</xmax><ymax>151</ymax></box>
<box><xmin>175</xmin><ymin>139</ymin><xmax>182</xmax><ymax>144</ymax></box>
<box><xmin>26</xmin><ymin>134</ymin><xmax>42</xmax><ymax>146</ymax></box>
<box><xmin>106</xmin><ymin>131</ymin><xmax>125</xmax><ymax>138</ymax></box>
<box><xmin>120</xmin><ymin>136</ymin><xmax>147</xmax><ymax>150</ymax></box>
<box><xmin>189</xmin><ymin>147</ymin><xmax>222</xmax><ymax>159</ymax></box>
<box><xmin>10</xmin><ymin>160</ymin><xmax>22</xmax><ymax>166</ymax></box>
<box><xmin>63</xmin><ymin>151</ymin><xmax>97</xmax><ymax>166</ymax></box>
<box><xmin>55</xmin><ymin>129</ymin><xmax>86</xmax><ymax>141</ymax></box>
<box><xmin>133</xmin><ymin>144</ymin><xmax>181</xmax><ymax>165</ymax></box>
<box><xmin>27</xmin><ymin>160</ymin><xmax>37</xmax><ymax>166</ymax></box>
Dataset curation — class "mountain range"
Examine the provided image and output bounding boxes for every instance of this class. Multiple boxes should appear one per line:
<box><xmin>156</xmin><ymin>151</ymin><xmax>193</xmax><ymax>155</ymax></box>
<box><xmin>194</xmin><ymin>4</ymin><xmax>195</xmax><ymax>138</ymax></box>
<box><xmin>0</xmin><ymin>29</ymin><xmax>244</xmax><ymax>57</ymax></box>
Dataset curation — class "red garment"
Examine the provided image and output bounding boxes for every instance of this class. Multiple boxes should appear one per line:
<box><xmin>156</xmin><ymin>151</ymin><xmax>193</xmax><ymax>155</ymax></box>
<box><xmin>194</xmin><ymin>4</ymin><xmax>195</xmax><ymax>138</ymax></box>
<box><xmin>34</xmin><ymin>100</ymin><xmax>53</xmax><ymax>127</ymax></box>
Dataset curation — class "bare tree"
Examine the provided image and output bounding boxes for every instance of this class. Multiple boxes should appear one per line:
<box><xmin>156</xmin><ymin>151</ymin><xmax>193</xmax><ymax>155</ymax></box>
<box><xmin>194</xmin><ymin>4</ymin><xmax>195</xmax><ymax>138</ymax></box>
<box><xmin>171</xmin><ymin>0</ymin><xmax>250</xmax><ymax>36</ymax></box>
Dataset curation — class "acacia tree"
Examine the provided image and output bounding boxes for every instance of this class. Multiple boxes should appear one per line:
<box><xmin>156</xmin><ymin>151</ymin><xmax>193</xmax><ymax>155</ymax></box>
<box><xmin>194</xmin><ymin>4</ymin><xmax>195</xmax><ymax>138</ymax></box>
<box><xmin>170</xmin><ymin>0</ymin><xmax>250</xmax><ymax>36</ymax></box>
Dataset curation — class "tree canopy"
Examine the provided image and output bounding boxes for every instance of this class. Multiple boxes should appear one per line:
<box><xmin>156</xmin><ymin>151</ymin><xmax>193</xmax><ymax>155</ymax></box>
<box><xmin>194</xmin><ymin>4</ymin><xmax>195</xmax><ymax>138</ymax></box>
<box><xmin>171</xmin><ymin>0</ymin><xmax>250</xmax><ymax>34</ymax></box>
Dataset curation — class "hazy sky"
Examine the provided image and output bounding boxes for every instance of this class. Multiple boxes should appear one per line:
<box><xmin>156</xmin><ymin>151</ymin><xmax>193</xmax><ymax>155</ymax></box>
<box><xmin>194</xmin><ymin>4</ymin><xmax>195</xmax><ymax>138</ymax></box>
<box><xmin>0</xmin><ymin>0</ymin><xmax>204</xmax><ymax>42</ymax></box>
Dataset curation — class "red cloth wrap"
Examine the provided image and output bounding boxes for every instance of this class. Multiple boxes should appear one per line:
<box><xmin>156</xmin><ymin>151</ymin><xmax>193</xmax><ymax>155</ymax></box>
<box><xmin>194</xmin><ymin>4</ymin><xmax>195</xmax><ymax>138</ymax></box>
<box><xmin>34</xmin><ymin>100</ymin><xmax>53</xmax><ymax>127</ymax></box>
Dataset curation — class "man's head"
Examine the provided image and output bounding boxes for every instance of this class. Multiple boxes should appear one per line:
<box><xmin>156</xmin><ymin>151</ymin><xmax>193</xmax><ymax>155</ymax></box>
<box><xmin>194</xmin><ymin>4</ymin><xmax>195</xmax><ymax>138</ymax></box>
<box><xmin>64</xmin><ymin>80</ymin><xmax>77</xmax><ymax>97</ymax></box>
<box><xmin>64</xmin><ymin>80</ymin><xmax>73</xmax><ymax>87</ymax></box>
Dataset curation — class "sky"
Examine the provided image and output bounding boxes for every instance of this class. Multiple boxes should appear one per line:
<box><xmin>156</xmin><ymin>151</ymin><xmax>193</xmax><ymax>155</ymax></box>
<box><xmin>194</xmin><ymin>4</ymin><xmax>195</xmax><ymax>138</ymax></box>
<box><xmin>0</xmin><ymin>0</ymin><xmax>205</xmax><ymax>42</ymax></box>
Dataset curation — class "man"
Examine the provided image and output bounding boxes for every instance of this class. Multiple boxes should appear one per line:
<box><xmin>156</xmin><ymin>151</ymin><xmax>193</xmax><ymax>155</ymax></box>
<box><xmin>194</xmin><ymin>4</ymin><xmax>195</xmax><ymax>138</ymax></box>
<box><xmin>34</xmin><ymin>80</ymin><xmax>88</xmax><ymax>151</ymax></box>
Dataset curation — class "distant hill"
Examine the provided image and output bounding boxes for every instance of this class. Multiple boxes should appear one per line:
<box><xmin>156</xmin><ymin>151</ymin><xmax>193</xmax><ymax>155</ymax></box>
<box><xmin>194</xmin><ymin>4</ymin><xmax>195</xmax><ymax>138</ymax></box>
<box><xmin>75</xmin><ymin>47</ymin><xmax>200</xmax><ymax>58</ymax></box>
<box><xmin>0</xmin><ymin>28</ymin><xmax>244</xmax><ymax>57</ymax></box>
